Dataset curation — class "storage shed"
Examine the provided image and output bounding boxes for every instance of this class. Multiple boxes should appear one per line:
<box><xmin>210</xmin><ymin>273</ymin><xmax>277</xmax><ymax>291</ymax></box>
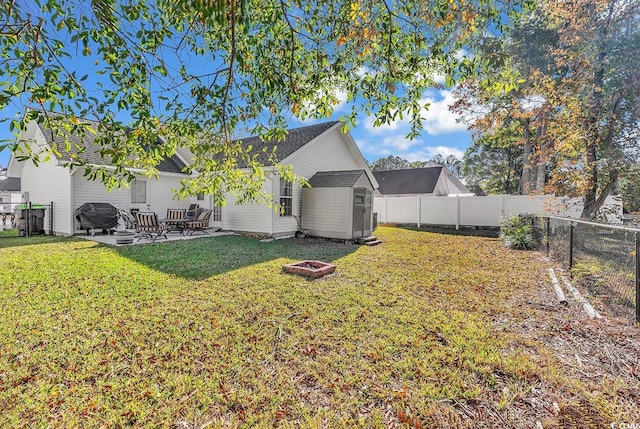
<box><xmin>302</xmin><ymin>170</ymin><xmax>375</xmax><ymax>240</ymax></box>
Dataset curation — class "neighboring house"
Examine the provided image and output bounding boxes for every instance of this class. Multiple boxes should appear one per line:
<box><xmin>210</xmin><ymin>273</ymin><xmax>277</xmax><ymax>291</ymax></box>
<box><xmin>8</xmin><ymin>118</ymin><xmax>378</xmax><ymax>238</ymax></box>
<box><xmin>7</xmin><ymin>118</ymin><xmax>199</xmax><ymax>235</ymax></box>
<box><xmin>372</xmin><ymin>166</ymin><xmax>472</xmax><ymax>197</ymax></box>
<box><xmin>0</xmin><ymin>176</ymin><xmax>22</xmax><ymax>213</ymax></box>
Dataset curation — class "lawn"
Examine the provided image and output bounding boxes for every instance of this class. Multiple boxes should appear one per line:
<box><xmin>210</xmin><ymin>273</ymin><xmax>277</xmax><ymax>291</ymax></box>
<box><xmin>0</xmin><ymin>227</ymin><xmax>638</xmax><ymax>428</ymax></box>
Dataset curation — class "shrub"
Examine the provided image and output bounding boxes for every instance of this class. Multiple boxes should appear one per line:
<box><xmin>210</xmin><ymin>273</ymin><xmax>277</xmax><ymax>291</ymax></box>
<box><xmin>500</xmin><ymin>215</ymin><xmax>540</xmax><ymax>250</ymax></box>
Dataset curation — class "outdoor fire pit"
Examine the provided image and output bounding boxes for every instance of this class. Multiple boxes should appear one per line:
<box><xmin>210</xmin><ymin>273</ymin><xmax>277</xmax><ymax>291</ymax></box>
<box><xmin>282</xmin><ymin>260</ymin><xmax>336</xmax><ymax>279</ymax></box>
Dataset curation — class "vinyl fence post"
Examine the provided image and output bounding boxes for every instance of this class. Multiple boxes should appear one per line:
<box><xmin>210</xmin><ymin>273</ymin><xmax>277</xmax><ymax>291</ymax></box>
<box><xmin>635</xmin><ymin>232</ymin><xmax>640</xmax><ymax>323</ymax></box>
<box><xmin>568</xmin><ymin>222</ymin><xmax>574</xmax><ymax>276</ymax></box>
<box><xmin>455</xmin><ymin>195</ymin><xmax>460</xmax><ymax>230</ymax></box>
<box><xmin>384</xmin><ymin>195</ymin><xmax>388</xmax><ymax>223</ymax></box>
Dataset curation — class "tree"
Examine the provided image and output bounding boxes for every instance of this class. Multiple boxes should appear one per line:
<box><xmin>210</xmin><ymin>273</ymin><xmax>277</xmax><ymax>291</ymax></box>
<box><xmin>1</xmin><ymin>0</ymin><xmax>522</xmax><ymax>203</ymax></box>
<box><xmin>453</xmin><ymin>0</ymin><xmax>640</xmax><ymax>218</ymax></box>
<box><xmin>370</xmin><ymin>155</ymin><xmax>410</xmax><ymax>171</ymax></box>
<box><xmin>619</xmin><ymin>166</ymin><xmax>640</xmax><ymax>213</ymax></box>
<box><xmin>370</xmin><ymin>154</ymin><xmax>463</xmax><ymax>175</ymax></box>
<box><xmin>548</xmin><ymin>0</ymin><xmax>640</xmax><ymax>218</ymax></box>
<box><xmin>462</xmin><ymin>137</ymin><xmax>523</xmax><ymax>194</ymax></box>
<box><xmin>452</xmin><ymin>5</ymin><xmax>559</xmax><ymax>196</ymax></box>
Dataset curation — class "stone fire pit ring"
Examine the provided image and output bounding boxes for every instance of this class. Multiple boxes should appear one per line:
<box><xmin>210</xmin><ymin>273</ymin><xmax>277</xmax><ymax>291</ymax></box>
<box><xmin>282</xmin><ymin>260</ymin><xmax>336</xmax><ymax>279</ymax></box>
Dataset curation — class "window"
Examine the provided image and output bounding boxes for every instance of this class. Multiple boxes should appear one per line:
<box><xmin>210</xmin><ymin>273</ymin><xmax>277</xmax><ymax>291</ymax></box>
<box><xmin>197</xmin><ymin>192</ymin><xmax>205</xmax><ymax>201</ymax></box>
<box><xmin>279</xmin><ymin>179</ymin><xmax>292</xmax><ymax>216</ymax></box>
<box><xmin>131</xmin><ymin>179</ymin><xmax>146</xmax><ymax>204</ymax></box>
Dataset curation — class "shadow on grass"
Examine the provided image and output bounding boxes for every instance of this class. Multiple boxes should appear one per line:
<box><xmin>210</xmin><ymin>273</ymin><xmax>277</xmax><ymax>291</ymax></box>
<box><xmin>396</xmin><ymin>225</ymin><xmax>500</xmax><ymax>238</ymax></box>
<box><xmin>0</xmin><ymin>229</ymin><xmax>72</xmax><ymax>249</ymax></box>
<box><xmin>113</xmin><ymin>234</ymin><xmax>360</xmax><ymax>280</ymax></box>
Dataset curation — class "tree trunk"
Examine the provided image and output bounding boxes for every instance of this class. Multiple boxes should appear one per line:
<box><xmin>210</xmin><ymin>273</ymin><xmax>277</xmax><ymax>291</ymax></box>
<box><xmin>534</xmin><ymin>112</ymin><xmax>548</xmax><ymax>193</ymax></box>
<box><xmin>581</xmin><ymin>169</ymin><xmax>619</xmax><ymax>219</ymax></box>
<box><xmin>580</xmin><ymin>0</ymin><xmax>616</xmax><ymax>219</ymax></box>
<box><xmin>520</xmin><ymin>118</ymin><xmax>532</xmax><ymax>194</ymax></box>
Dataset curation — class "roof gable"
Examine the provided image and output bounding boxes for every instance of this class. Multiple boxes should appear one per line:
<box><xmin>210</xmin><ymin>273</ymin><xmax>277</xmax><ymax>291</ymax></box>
<box><xmin>308</xmin><ymin>170</ymin><xmax>369</xmax><ymax>188</ymax></box>
<box><xmin>34</xmin><ymin>118</ymin><xmax>187</xmax><ymax>174</ymax></box>
<box><xmin>372</xmin><ymin>167</ymin><xmax>443</xmax><ymax>195</ymax></box>
<box><xmin>240</xmin><ymin>121</ymin><xmax>339</xmax><ymax>165</ymax></box>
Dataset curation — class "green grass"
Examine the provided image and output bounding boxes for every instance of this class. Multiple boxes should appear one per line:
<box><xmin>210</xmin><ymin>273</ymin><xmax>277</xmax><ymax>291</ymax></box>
<box><xmin>0</xmin><ymin>227</ymin><xmax>637</xmax><ymax>427</ymax></box>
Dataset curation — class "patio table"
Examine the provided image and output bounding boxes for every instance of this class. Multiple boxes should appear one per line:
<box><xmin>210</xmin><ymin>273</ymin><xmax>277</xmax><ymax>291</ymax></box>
<box><xmin>159</xmin><ymin>218</ymin><xmax>189</xmax><ymax>234</ymax></box>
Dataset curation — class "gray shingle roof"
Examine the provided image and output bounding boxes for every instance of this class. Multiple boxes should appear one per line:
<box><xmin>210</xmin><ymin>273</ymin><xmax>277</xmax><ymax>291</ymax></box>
<box><xmin>372</xmin><ymin>167</ymin><xmax>443</xmax><ymax>195</ymax></box>
<box><xmin>35</xmin><ymin>119</ymin><xmax>187</xmax><ymax>174</ymax></box>
<box><xmin>308</xmin><ymin>170</ymin><xmax>368</xmax><ymax>188</ymax></box>
<box><xmin>35</xmin><ymin>117</ymin><xmax>338</xmax><ymax>171</ymax></box>
<box><xmin>0</xmin><ymin>177</ymin><xmax>21</xmax><ymax>191</ymax></box>
<box><xmin>240</xmin><ymin>121</ymin><xmax>339</xmax><ymax>165</ymax></box>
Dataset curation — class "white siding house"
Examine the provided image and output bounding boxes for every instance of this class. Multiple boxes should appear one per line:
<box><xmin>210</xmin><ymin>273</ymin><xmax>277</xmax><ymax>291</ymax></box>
<box><xmin>0</xmin><ymin>176</ymin><xmax>22</xmax><ymax>214</ymax></box>
<box><xmin>8</xmin><ymin>118</ymin><xmax>377</xmax><ymax>239</ymax></box>
<box><xmin>219</xmin><ymin>121</ymin><xmax>377</xmax><ymax>238</ymax></box>
<box><xmin>8</xmin><ymin>119</ymin><xmax>199</xmax><ymax>236</ymax></box>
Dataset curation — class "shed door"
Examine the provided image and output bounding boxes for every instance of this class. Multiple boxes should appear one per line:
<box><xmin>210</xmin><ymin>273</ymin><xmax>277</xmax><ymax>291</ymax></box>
<box><xmin>353</xmin><ymin>188</ymin><xmax>372</xmax><ymax>238</ymax></box>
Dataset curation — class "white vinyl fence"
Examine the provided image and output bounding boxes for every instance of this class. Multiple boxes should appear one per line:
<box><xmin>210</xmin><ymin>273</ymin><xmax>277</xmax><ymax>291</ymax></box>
<box><xmin>374</xmin><ymin>194</ymin><xmax>623</xmax><ymax>228</ymax></box>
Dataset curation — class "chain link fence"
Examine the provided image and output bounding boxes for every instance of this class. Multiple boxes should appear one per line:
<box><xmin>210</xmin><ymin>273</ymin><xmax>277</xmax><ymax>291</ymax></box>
<box><xmin>543</xmin><ymin>216</ymin><xmax>639</xmax><ymax>323</ymax></box>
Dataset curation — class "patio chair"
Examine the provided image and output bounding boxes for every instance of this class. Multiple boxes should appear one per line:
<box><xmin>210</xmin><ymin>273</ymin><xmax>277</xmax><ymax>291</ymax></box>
<box><xmin>165</xmin><ymin>208</ymin><xmax>187</xmax><ymax>234</ymax></box>
<box><xmin>135</xmin><ymin>212</ymin><xmax>168</xmax><ymax>242</ymax></box>
<box><xmin>185</xmin><ymin>209</ymin><xmax>214</xmax><ymax>235</ymax></box>
<box><xmin>186</xmin><ymin>203</ymin><xmax>199</xmax><ymax>220</ymax></box>
<box><xmin>118</xmin><ymin>209</ymin><xmax>138</xmax><ymax>232</ymax></box>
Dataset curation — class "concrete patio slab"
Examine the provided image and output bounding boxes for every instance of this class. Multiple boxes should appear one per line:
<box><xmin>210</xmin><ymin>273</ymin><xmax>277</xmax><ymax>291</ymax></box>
<box><xmin>75</xmin><ymin>229</ymin><xmax>233</xmax><ymax>246</ymax></box>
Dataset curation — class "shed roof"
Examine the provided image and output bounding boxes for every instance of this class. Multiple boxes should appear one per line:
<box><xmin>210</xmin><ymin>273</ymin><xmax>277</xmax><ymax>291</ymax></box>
<box><xmin>0</xmin><ymin>177</ymin><xmax>21</xmax><ymax>191</ymax></box>
<box><xmin>308</xmin><ymin>170</ymin><xmax>368</xmax><ymax>188</ymax></box>
<box><xmin>372</xmin><ymin>167</ymin><xmax>442</xmax><ymax>195</ymax></box>
<box><xmin>34</xmin><ymin>118</ymin><xmax>187</xmax><ymax>174</ymax></box>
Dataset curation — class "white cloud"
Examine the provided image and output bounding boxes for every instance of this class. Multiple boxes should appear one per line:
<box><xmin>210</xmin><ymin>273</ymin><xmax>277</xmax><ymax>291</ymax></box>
<box><xmin>299</xmin><ymin>87</ymin><xmax>349</xmax><ymax>123</ymax></box>
<box><xmin>361</xmin><ymin>89</ymin><xmax>468</xmax><ymax>137</ymax></box>
<box><xmin>431</xmin><ymin>72</ymin><xmax>446</xmax><ymax>85</ymax></box>
<box><xmin>362</xmin><ymin>115</ymin><xmax>402</xmax><ymax>134</ymax></box>
<box><xmin>419</xmin><ymin>90</ymin><xmax>468</xmax><ymax>135</ymax></box>
<box><xmin>382</xmin><ymin>135</ymin><xmax>421</xmax><ymax>152</ymax></box>
<box><xmin>403</xmin><ymin>146</ymin><xmax>465</xmax><ymax>162</ymax></box>
<box><xmin>355</xmin><ymin>139</ymin><xmax>392</xmax><ymax>157</ymax></box>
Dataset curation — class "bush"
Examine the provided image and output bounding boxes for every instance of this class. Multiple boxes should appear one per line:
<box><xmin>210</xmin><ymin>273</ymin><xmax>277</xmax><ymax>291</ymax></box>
<box><xmin>499</xmin><ymin>215</ymin><xmax>540</xmax><ymax>250</ymax></box>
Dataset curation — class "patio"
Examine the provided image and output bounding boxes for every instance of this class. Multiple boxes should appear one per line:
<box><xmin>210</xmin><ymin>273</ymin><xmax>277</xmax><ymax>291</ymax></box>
<box><xmin>75</xmin><ymin>229</ymin><xmax>233</xmax><ymax>246</ymax></box>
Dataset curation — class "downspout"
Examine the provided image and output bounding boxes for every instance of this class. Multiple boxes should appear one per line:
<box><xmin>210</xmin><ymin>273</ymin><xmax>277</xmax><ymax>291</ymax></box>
<box><xmin>69</xmin><ymin>168</ymin><xmax>78</xmax><ymax>236</ymax></box>
<box><xmin>270</xmin><ymin>174</ymin><xmax>275</xmax><ymax>237</ymax></box>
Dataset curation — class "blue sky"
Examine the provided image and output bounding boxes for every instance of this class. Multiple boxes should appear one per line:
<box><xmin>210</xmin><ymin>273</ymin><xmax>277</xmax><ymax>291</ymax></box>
<box><xmin>0</xmin><ymin>2</ymin><xmax>477</xmax><ymax>171</ymax></box>
<box><xmin>0</xmin><ymin>88</ymin><xmax>471</xmax><ymax>170</ymax></box>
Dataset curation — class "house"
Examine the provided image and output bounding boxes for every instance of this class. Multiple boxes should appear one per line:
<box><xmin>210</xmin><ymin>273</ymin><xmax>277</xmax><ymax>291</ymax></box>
<box><xmin>9</xmin><ymin>117</ymin><xmax>378</xmax><ymax>238</ymax></box>
<box><xmin>0</xmin><ymin>176</ymin><xmax>21</xmax><ymax>214</ymax></box>
<box><xmin>372</xmin><ymin>166</ymin><xmax>471</xmax><ymax>197</ymax></box>
<box><xmin>218</xmin><ymin>121</ymin><xmax>377</xmax><ymax>238</ymax></box>
<box><xmin>7</xmin><ymin>117</ymin><xmax>200</xmax><ymax>235</ymax></box>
